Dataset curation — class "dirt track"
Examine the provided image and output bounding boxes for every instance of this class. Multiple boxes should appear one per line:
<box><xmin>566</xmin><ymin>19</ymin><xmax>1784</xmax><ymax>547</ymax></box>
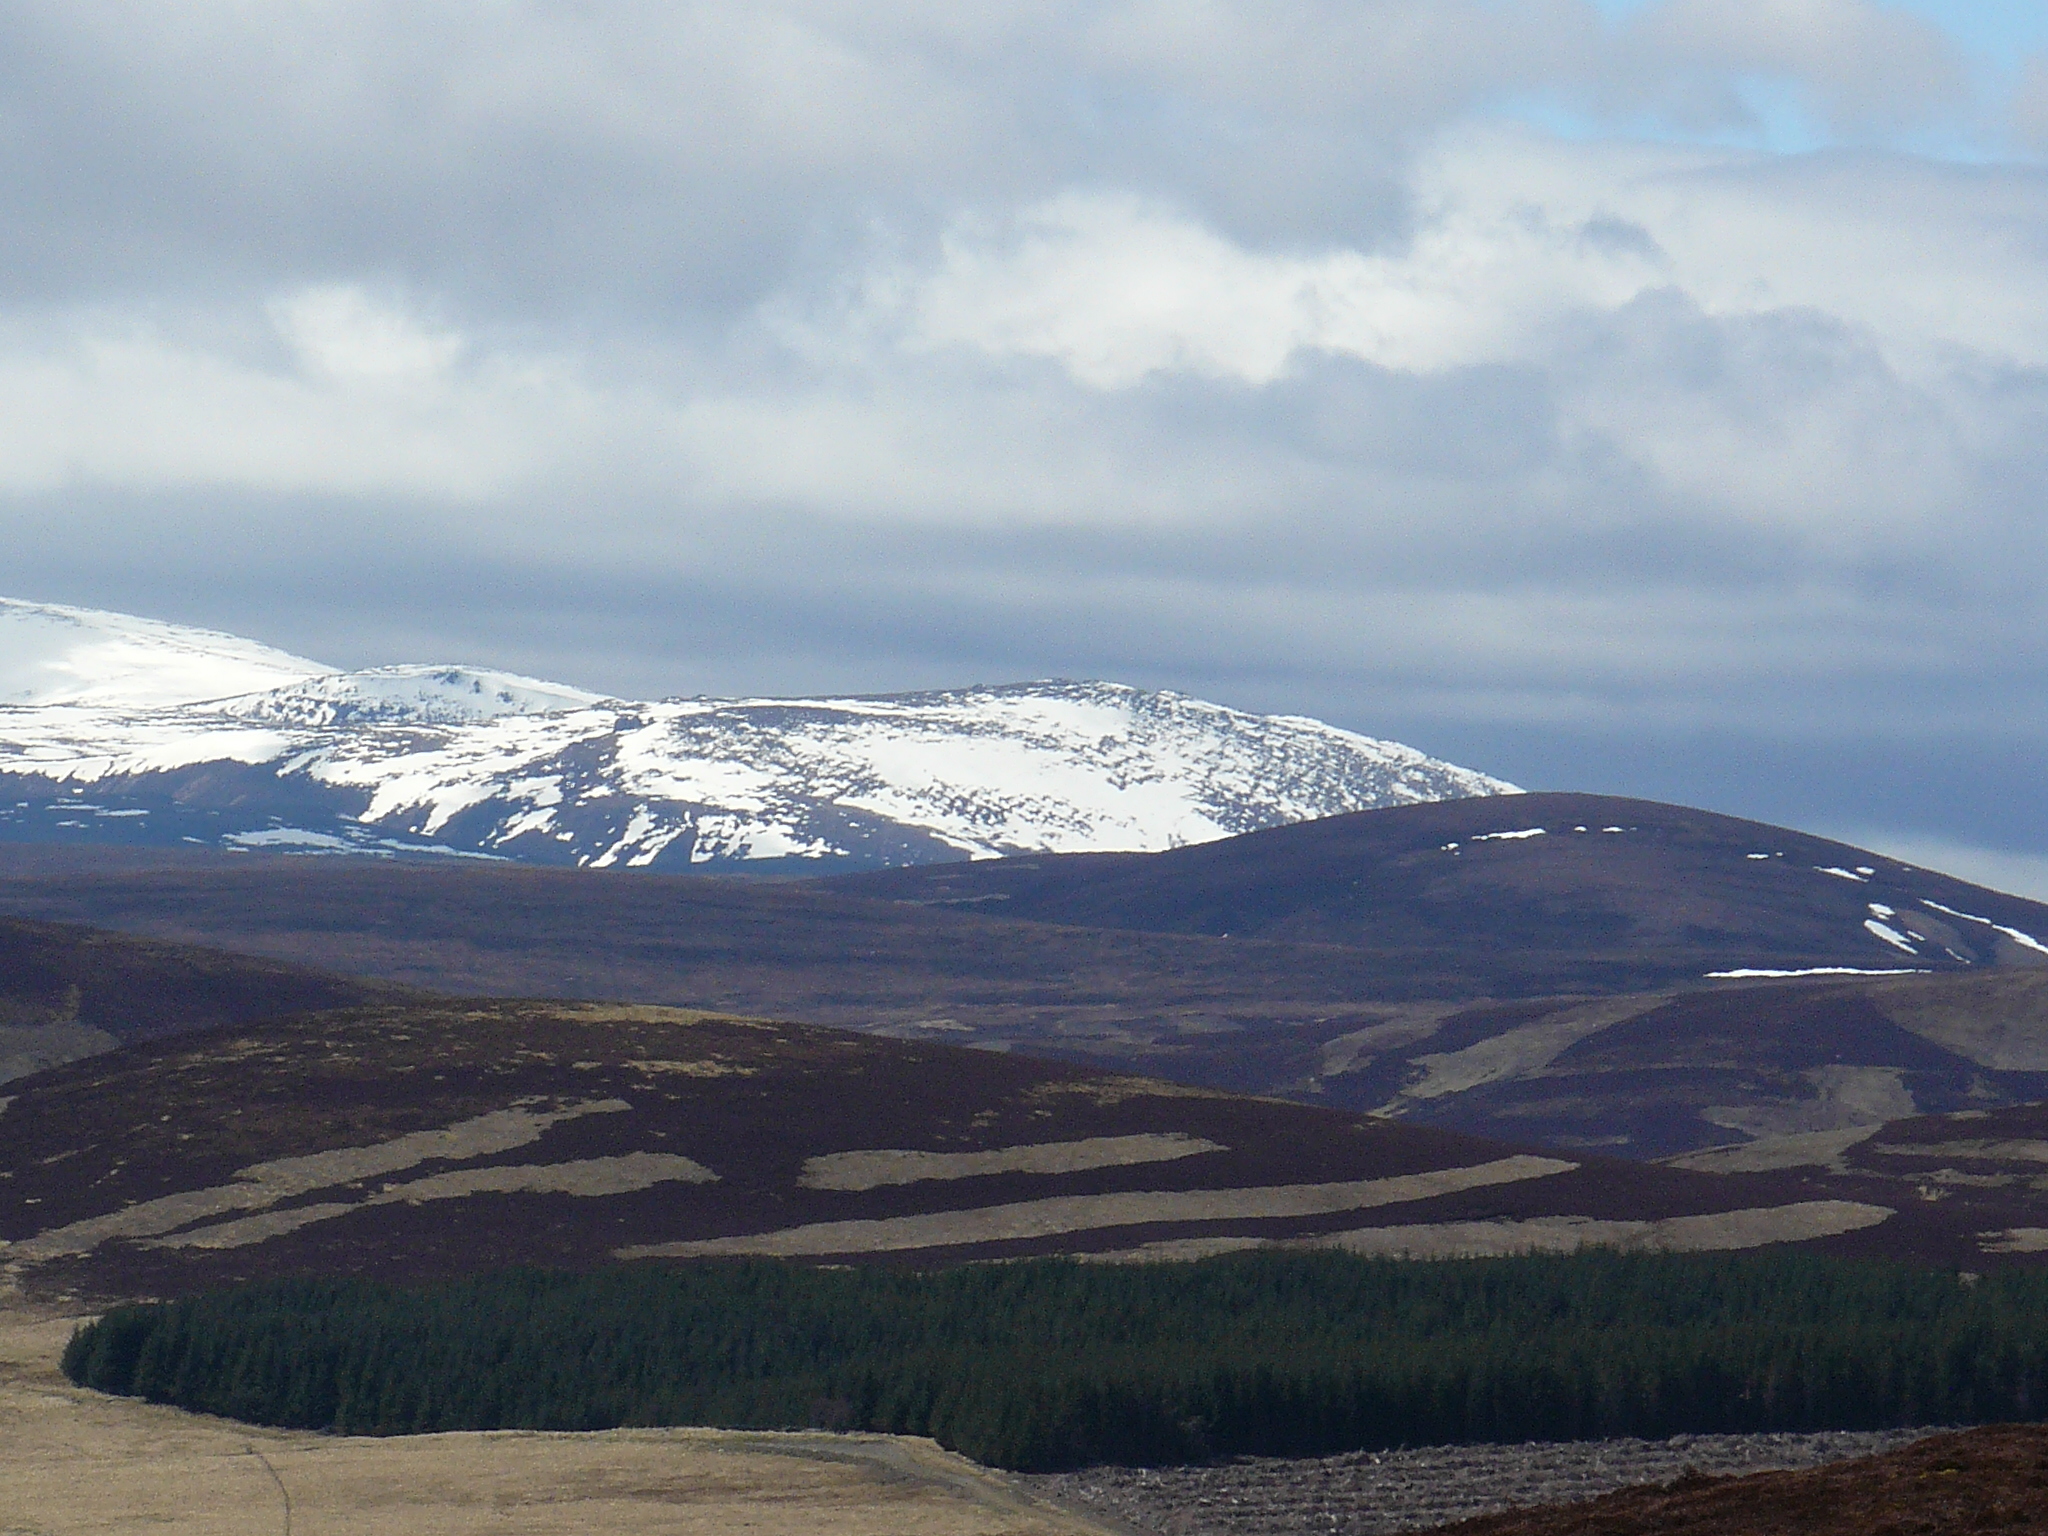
<box><xmin>0</xmin><ymin>1306</ymin><xmax>1113</xmax><ymax>1536</ymax></box>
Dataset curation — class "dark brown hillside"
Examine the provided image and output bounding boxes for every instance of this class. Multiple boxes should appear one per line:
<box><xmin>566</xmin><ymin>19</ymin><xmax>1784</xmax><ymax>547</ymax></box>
<box><xmin>837</xmin><ymin>792</ymin><xmax>2048</xmax><ymax>976</ymax></box>
<box><xmin>6</xmin><ymin>815</ymin><xmax>2048</xmax><ymax>1160</ymax></box>
<box><xmin>0</xmin><ymin>842</ymin><xmax>1490</xmax><ymax>1032</ymax></box>
<box><xmin>12</xmin><ymin>793</ymin><xmax>2048</xmax><ymax>1017</ymax></box>
<box><xmin>1437</xmin><ymin>1423</ymin><xmax>2048</xmax><ymax>1535</ymax></box>
<box><xmin>0</xmin><ymin>997</ymin><xmax>2013</xmax><ymax>1304</ymax></box>
<box><xmin>0</xmin><ymin>914</ymin><xmax>409</xmax><ymax>1083</ymax></box>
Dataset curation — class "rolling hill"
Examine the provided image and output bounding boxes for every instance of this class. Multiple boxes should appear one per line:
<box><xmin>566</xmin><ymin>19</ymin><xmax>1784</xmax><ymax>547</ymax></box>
<box><xmin>838</xmin><ymin>792</ymin><xmax>2048</xmax><ymax>978</ymax></box>
<box><xmin>6</xmin><ymin>995</ymin><xmax>2038</xmax><ymax>1308</ymax></box>
<box><xmin>4</xmin><ymin>794</ymin><xmax>2048</xmax><ymax>1157</ymax></box>
<box><xmin>0</xmin><ymin>913</ymin><xmax>409</xmax><ymax>1084</ymax></box>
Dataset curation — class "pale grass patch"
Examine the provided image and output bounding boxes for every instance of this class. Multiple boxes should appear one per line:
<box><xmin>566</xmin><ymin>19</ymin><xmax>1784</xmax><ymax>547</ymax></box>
<box><xmin>800</xmin><ymin>1133</ymin><xmax>1225</xmax><ymax>1190</ymax></box>
<box><xmin>621</xmin><ymin>1155</ymin><xmax>1576</xmax><ymax>1259</ymax></box>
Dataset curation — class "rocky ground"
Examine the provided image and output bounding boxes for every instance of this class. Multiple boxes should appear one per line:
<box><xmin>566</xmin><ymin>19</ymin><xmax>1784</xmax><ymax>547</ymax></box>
<box><xmin>1019</xmin><ymin>1429</ymin><xmax>1941</xmax><ymax>1535</ymax></box>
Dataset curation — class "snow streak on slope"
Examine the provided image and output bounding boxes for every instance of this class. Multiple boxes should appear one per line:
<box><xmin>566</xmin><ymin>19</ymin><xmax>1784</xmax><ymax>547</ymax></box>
<box><xmin>0</xmin><ymin>600</ymin><xmax>1517</xmax><ymax>870</ymax></box>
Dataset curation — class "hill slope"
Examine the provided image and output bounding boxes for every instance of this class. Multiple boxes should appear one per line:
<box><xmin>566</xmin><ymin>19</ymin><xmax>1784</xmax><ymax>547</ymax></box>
<box><xmin>837</xmin><ymin>792</ymin><xmax>2048</xmax><ymax>978</ymax></box>
<box><xmin>0</xmin><ymin>597</ymin><xmax>325</xmax><ymax>707</ymax></box>
<box><xmin>6</xmin><ymin>997</ymin><xmax>2029</xmax><ymax>1305</ymax></box>
<box><xmin>6</xmin><ymin>804</ymin><xmax>2048</xmax><ymax>1157</ymax></box>
<box><xmin>1444</xmin><ymin>1426</ymin><xmax>2048</xmax><ymax>1536</ymax></box>
<box><xmin>0</xmin><ymin>914</ymin><xmax>409</xmax><ymax>1084</ymax></box>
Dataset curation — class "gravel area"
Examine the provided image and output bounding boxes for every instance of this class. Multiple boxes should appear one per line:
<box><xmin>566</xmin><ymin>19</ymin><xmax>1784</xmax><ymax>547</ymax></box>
<box><xmin>1017</xmin><ymin>1429</ymin><xmax>1943</xmax><ymax>1535</ymax></box>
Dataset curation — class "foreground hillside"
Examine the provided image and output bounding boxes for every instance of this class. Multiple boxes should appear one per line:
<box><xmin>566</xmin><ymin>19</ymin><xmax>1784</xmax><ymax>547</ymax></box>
<box><xmin>0</xmin><ymin>1297</ymin><xmax>1966</xmax><ymax>1536</ymax></box>
<box><xmin>1441</xmin><ymin>1424</ymin><xmax>2048</xmax><ymax>1536</ymax></box>
<box><xmin>0</xmin><ymin>1308</ymin><xmax>1098</xmax><ymax>1536</ymax></box>
<box><xmin>6</xmin><ymin>996</ymin><xmax>2015</xmax><ymax>1305</ymax></box>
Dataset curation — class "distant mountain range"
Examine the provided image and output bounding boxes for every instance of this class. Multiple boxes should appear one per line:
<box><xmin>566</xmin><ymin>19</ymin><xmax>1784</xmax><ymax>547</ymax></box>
<box><xmin>0</xmin><ymin>598</ymin><xmax>1514</xmax><ymax>870</ymax></box>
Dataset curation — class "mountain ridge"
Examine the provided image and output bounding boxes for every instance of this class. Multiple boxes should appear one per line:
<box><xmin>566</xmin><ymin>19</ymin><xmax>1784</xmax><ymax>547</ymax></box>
<box><xmin>834</xmin><ymin>792</ymin><xmax>2048</xmax><ymax>973</ymax></box>
<box><xmin>0</xmin><ymin>598</ymin><xmax>1514</xmax><ymax>871</ymax></box>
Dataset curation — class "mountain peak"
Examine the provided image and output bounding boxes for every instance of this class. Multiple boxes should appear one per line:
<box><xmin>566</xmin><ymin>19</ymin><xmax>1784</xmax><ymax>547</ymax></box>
<box><xmin>0</xmin><ymin>598</ymin><xmax>1515</xmax><ymax>869</ymax></box>
<box><xmin>0</xmin><ymin>598</ymin><xmax>329</xmax><ymax>709</ymax></box>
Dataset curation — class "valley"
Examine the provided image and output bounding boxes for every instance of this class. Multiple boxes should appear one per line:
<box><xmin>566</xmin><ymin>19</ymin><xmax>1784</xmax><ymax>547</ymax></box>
<box><xmin>3</xmin><ymin>791</ymin><xmax>2047</xmax><ymax>1157</ymax></box>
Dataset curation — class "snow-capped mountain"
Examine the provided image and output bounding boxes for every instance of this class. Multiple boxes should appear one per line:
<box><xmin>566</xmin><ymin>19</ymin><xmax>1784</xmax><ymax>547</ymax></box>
<box><xmin>0</xmin><ymin>598</ymin><xmax>326</xmax><ymax>707</ymax></box>
<box><xmin>0</xmin><ymin>598</ymin><xmax>1519</xmax><ymax>870</ymax></box>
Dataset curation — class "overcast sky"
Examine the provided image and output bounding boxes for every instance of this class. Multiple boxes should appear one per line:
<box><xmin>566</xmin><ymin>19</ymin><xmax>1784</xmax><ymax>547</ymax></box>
<box><xmin>4</xmin><ymin>2</ymin><xmax>2047</xmax><ymax>889</ymax></box>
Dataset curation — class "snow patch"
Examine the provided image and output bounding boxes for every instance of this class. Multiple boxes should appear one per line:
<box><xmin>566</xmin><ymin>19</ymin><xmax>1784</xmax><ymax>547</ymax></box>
<box><xmin>223</xmin><ymin>828</ymin><xmax>355</xmax><ymax>852</ymax></box>
<box><xmin>223</xmin><ymin>665</ymin><xmax>607</xmax><ymax>727</ymax></box>
<box><xmin>1921</xmin><ymin>899</ymin><xmax>2048</xmax><ymax>957</ymax></box>
<box><xmin>1471</xmin><ymin>827</ymin><xmax>1547</xmax><ymax>842</ymax></box>
<box><xmin>0</xmin><ymin>598</ymin><xmax>327</xmax><ymax>707</ymax></box>
<box><xmin>1707</xmin><ymin>967</ymin><xmax>1931</xmax><ymax>978</ymax></box>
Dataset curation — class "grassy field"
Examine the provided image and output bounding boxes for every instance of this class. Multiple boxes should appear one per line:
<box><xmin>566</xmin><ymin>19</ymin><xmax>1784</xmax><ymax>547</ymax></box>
<box><xmin>0</xmin><ymin>1304</ymin><xmax>1109</xmax><ymax>1536</ymax></box>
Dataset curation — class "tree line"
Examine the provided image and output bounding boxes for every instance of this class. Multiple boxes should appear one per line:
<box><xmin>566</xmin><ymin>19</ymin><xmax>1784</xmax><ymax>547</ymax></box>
<box><xmin>63</xmin><ymin>1249</ymin><xmax>2048</xmax><ymax>1470</ymax></box>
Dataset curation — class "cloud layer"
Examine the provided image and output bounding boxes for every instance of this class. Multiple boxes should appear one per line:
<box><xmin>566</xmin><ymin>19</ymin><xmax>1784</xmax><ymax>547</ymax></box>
<box><xmin>2</xmin><ymin>1</ymin><xmax>2044</xmax><ymax>865</ymax></box>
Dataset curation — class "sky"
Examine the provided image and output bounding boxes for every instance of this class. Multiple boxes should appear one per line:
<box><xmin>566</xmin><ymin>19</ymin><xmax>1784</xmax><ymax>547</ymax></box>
<box><xmin>3</xmin><ymin>2</ymin><xmax>2048</xmax><ymax>894</ymax></box>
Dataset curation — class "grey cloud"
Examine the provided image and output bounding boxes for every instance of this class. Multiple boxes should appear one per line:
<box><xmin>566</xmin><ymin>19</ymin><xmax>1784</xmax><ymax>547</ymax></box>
<box><xmin>0</xmin><ymin>1</ymin><xmax>1986</xmax><ymax>323</ymax></box>
<box><xmin>0</xmin><ymin>5</ymin><xmax>1024</xmax><ymax>315</ymax></box>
